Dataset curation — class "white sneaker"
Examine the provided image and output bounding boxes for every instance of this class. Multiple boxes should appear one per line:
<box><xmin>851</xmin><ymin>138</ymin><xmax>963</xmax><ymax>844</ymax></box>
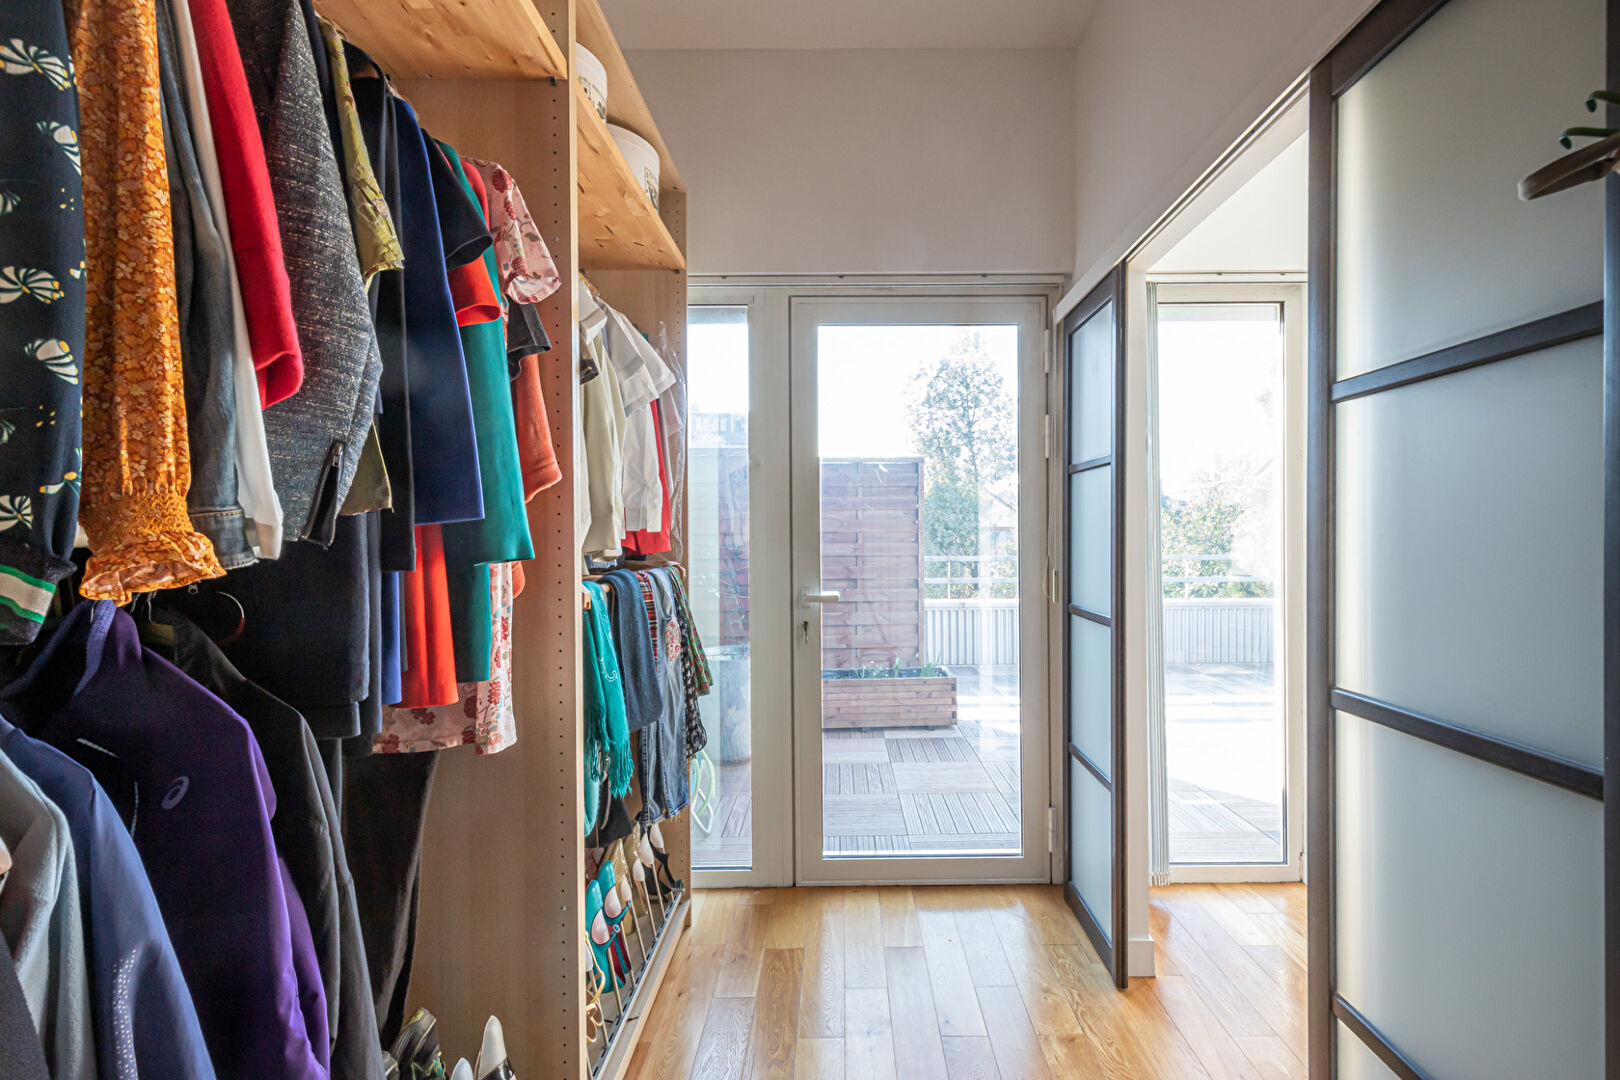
<box><xmin>450</xmin><ymin>1060</ymin><xmax>473</xmax><ymax>1080</ymax></box>
<box><xmin>475</xmin><ymin>1016</ymin><xmax>514</xmax><ymax>1080</ymax></box>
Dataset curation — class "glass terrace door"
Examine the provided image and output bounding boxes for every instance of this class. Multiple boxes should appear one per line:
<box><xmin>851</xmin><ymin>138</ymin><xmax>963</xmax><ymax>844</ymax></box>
<box><xmin>788</xmin><ymin>295</ymin><xmax>1049</xmax><ymax>884</ymax></box>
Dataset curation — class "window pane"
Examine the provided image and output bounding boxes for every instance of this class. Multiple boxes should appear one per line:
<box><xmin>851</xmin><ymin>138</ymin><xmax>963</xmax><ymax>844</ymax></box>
<box><xmin>1335</xmin><ymin>0</ymin><xmax>1603</xmax><ymax>378</ymax></box>
<box><xmin>818</xmin><ymin>324</ymin><xmax>1022</xmax><ymax>858</ymax></box>
<box><xmin>1335</xmin><ymin>341</ymin><xmax>1602</xmax><ymax>768</ymax></box>
<box><xmin>1336</xmin><ymin>712</ymin><xmax>1603</xmax><ymax>1079</ymax></box>
<box><xmin>1069</xmin><ymin>758</ymin><xmax>1113</xmax><ymax>942</ymax></box>
<box><xmin>689</xmin><ymin>306</ymin><xmax>752</xmax><ymax>871</ymax></box>
<box><xmin>1157</xmin><ymin>302</ymin><xmax>1285</xmax><ymax>865</ymax></box>
<box><xmin>1070</xmin><ymin>303</ymin><xmax>1114</xmax><ymax>462</ymax></box>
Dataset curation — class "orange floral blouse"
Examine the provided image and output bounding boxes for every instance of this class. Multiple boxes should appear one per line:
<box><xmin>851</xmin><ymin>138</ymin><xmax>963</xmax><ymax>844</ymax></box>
<box><xmin>66</xmin><ymin>0</ymin><xmax>223</xmax><ymax>601</ymax></box>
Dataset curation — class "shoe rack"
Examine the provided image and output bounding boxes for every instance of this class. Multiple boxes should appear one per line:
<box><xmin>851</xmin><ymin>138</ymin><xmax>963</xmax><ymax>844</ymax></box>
<box><xmin>311</xmin><ymin>1</ymin><xmax>691</xmax><ymax>1076</ymax></box>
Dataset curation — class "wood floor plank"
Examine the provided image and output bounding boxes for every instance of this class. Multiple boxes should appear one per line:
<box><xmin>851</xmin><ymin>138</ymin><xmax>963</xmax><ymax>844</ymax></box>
<box><xmin>766</xmin><ymin>888</ymin><xmax>809</xmax><ymax>950</ymax></box>
<box><xmin>1147</xmin><ymin>901</ymin><xmax>1184</xmax><ymax>977</ymax></box>
<box><xmin>910</xmin><ymin>885</ymin><xmax>966</xmax><ymax>912</ymax></box>
<box><xmin>799</xmin><ymin>890</ymin><xmax>845</xmax><ymax>1038</ymax></box>
<box><xmin>1235</xmin><ymin>1035</ymin><xmax>1300</xmax><ymax>1080</ymax></box>
<box><xmin>1151</xmin><ymin>973</ymin><xmax>1267</xmax><ymax>1080</ymax></box>
<box><xmin>1255</xmin><ymin>883</ymin><xmax>1306</xmax><ymax>923</ymax></box>
<box><xmin>975</xmin><ymin>985</ymin><xmax>1054</xmax><ymax>1080</ymax></box>
<box><xmin>878</xmin><ymin>886</ymin><xmax>922</xmax><ymax>947</ymax></box>
<box><xmin>792</xmin><ymin>1039</ymin><xmax>844</xmax><ymax>1080</ymax></box>
<box><xmin>628</xmin><ymin>942</ymin><xmax>725</xmax><ymax>1080</ymax></box>
<box><xmin>1197</xmin><ymin>890</ymin><xmax>1277</xmax><ymax>948</ymax></box>
<box><xmin>738</xmin><ymin>889</ymin><xmax>779</xmax><ymax>905</ymax></box>
<box><xmin>716</xmin><ymin>903</ymin><xmax>771</xmax><ymax>997</ymax></box>
<box><xmin>843</xmin><ymin>889</ymin><xmax>887</xmax><ymax>989</ymax></box>
<box><xmin>952</xmin><ymin>904</ymin><xmax>1016</xmax><ymax>988</ymax></box>
<box><xmin>1018</xmin><ymin>886</ymin><xmax>1086</xmax><ymax>945</ymax></box>
<box><xmin>986</xmin><ymin>893</ymin><xmax>1081</xmax><ymax>1037</ymax></box>
<box><xmin>694</xmin><ymin>890</ymin><xmax>740</xmax><ymax>947</ymax></box>
<box><xmin>884</xmin><ymin>947</ymin><xmax>948</xmax><ymax>1079</ymax></box>
<box><xmin>1156</xmin><ymin>891</ymin><xmax>1305</xmax><ymax>1059</ymax></box>
<box><xmin>1150</xmin><ymin>897</ymin><xmax>1276</xmax><ymax>1039</ymax></box>
<box><xmin>941</xmin><ymin>1037</ymin><xmax>1001</xmax><ymax>1080</ymax></box>
<box><xmin>690</xmin><ymin>996</ymin><xmax>757</xmax><ymax>1080</ymax></box>
<box><xmin>914</xmin><ymin>909</ymin><xmax>987</xmax><ymax>1037</ymax></box>
<box><xmin>843</xmin><ymin>988</ymin><xmax>897</xmax><ymax>1080</ymax></box>
<box><xmin>1038</xmin><ymin>1035</ymin><xmax>1108</xmax><ymax>1080</ymax></box>
<box><xmin>1215</xmin><ymin>883</ymin><xmax>1282</xmax><ymax>915</ymax></box>
<box><xmin>747</xmin><ymin>949</ymin><xmax>805</xmax><ymax>1080</ymax></box>
<box><xmin>636</xmin><ymin>884</ymin><xmax>1308</xmax><ymax>1080</ymax></box>
<box><xmin>1243</xmin><ymin>944</ymin><xmax>1306</xmax><ymax>1006</ymax></box>
<box><xmin>1044</xmin><ymin>945</ymin><xmax>1151</xmax><ymax>1080</ymax></box>
<box><xmin>1250</xmin><ymin>912</ymin><xmax>1308</xmax><ymax>973</ymax></box>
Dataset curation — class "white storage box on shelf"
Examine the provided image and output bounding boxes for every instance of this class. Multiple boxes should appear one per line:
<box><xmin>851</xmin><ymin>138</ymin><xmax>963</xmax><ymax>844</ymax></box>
<box><xmin>576</xmin><ymin>42</ymin><xmax>607</xmax><ymax>119</ymax></box>
<box><xmin>608</xmin><ymin>122</ymin><xmax>660</xmax><ymax>209</ymax></box>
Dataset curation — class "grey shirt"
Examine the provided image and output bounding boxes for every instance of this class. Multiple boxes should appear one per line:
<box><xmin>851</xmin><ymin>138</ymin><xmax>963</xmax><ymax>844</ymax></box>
<box><xmin>0</xmin><ymin>751</ymin><xmax>93</xmax><ymax>1080</ymax></box>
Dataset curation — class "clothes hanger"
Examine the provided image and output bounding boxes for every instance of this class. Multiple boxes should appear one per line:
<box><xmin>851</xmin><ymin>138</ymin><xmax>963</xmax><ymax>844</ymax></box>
<box><xmin>1520</xmin><ymin>90</ymin><xmax>1620</xmax><ymax>200</ymax></box>
<box><xmin>159</xmin><ymin>584</ymin><xmax>247</xmax><ymax>647</ymax></box>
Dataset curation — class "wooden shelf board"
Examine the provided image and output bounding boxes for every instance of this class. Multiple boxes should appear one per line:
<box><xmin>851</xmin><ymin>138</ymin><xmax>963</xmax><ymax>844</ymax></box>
<box><xmin>575</xmin><ymin>0</ymin><xmax>684</xmax><ymax>192</ymax></box>
<box><xmin>577</xmin><ymin>84</ymin><xmax>685</xmax><ymax>271</ymax></box>
<box><xmin>317</xmin><ymin>0</ymin><xmax>566</xmax><ymax>81</ymax></box>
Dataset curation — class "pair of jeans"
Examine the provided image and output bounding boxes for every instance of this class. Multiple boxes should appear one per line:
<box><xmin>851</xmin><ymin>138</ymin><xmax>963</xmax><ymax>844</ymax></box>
<box><xmin>156</xmin><ymin>0</ymin><xmax>254</xmax><ymax>570</ymax></box>
<box><xmin>636</xmin><ymin>573</ymin><xmax>689</xmax><ymax>822</ymax></box>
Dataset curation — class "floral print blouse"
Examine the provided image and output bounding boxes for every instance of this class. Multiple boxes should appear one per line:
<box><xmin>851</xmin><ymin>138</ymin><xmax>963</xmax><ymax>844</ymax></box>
<box><xmin>67</xmin><ymin>0</ymin><xmax>223</xmax><ymax>603</ymax></box>
<box><xmin>465</xmin><ymin>158</ymin><xmax>562</xmax><ymax>305</ymax></box>
<box><xmin>376</xmin><ymin>560</ymin><xmax>517</xmax><ymax>755</ymax></box>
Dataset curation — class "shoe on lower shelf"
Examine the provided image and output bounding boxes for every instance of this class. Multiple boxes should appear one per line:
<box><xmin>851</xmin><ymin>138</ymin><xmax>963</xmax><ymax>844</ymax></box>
<box><xmin>475</xmin><ymin>1016</ymin><xmax>516</xmax><ymax>1080</ymax></box>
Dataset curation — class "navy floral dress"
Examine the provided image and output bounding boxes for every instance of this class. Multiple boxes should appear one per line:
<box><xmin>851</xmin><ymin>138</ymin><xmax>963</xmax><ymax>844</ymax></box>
<box><xmin>0</xmin><ymin>5</ymin><xmax>84</xmax><ymax>643</ymax></box>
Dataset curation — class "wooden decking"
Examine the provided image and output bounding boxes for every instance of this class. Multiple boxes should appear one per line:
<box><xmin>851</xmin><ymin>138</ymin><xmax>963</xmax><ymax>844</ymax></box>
<box><xmin>1165</xmin><ymin>664</ymin><xmax>1287</xmax><ymax>866</ymax></box>
<box><xmin>625</xmin><ymin>881</ymin><xmax>1308</xmax><ymax>1080</ymax></box>
<box><xmin>692</xmin><ymin>662</ymin><xmax>1289</xmax><ymax>869</ymax></box>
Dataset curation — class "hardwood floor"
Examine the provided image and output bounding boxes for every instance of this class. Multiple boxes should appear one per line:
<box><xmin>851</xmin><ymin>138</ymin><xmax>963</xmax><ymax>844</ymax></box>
<box><xmin>625</xmin><ymin>883</ymin><xmax>1307</xmax><ymax>1080</ymax></box>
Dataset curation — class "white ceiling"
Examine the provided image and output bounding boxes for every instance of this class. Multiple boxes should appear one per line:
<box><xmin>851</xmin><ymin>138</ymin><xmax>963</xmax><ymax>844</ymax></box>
<box><xmin>601</xmin><ymin>0</ymin><xmax>1102</xmax><ymax>51</ymax></box>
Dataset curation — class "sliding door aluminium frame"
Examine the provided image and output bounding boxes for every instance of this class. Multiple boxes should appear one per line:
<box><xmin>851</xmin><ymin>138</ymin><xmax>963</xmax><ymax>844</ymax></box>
<box><xmin>1061</xmin><ymin>264</ymin><xmax>1129</xmax><ymax>986</ymax></box>
<box><xmin>1307</xmin><ymin>0</ymin><xmax>1617</xmax><ymax>1076</ymax></box>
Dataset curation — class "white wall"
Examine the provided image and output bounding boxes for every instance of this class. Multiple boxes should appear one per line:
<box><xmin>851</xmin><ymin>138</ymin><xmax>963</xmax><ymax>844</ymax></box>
<box><xmin>623</xmin><ymin>49</ymin><xmax>1076</xmax><ymax>275</ymax></box>
<box><xmin>1152</xmin><ymin>135</ymin><xmax>1308</xmax><ymax>274</ymax></box>
<box><xmin>1069</xmin><ymin>0</ymin><xmax>1376</xmax><ymax>299</ymax></box>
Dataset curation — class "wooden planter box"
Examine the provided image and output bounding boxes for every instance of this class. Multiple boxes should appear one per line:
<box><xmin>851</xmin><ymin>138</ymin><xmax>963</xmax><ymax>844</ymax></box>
<box><xmin>821</xmin><ymin>670</ymin><xmax>958</xmax><ymax>730</ymax></box>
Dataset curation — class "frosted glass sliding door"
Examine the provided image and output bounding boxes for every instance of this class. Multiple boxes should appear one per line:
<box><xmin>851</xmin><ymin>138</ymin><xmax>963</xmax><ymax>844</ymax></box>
<box><xmin>1062</xmin><ymin>267</ymin><xmax>1126</xmax><ymax>985</ymax></box>
<box><xmin>1310</xmin><ymin>0</ymin><xmax>1608</xmax><ymax>1075</ymax></box>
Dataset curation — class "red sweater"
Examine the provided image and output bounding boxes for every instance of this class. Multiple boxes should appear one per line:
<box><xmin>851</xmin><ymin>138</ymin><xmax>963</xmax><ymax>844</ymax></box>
<box><xmin>185</xmin><ymin>0</ymin><xmax>304</xmax><ymax>407</ymax></box>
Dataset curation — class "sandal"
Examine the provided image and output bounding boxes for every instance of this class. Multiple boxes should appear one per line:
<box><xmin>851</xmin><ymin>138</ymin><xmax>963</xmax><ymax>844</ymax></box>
<box><xmin>586</xmin><ymin>881</ymin><xmax>622</xmax><ymax>992</ymax></box>
<box><xmin>648</xmin><ymin>822</ymin><xmax>684</xmax><ymax>900</ymax></box>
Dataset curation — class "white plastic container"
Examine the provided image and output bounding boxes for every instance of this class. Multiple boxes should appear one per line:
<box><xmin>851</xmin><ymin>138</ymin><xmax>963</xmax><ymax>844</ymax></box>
<box><xmin>608</xmin><ymin>123</ymin><xmax>660</xmax><ymax>210</ymax></box>
<box><xmin>575</xmin><ymin>44</ymin><xmax>607</xmax><ymax>120</ymax></box>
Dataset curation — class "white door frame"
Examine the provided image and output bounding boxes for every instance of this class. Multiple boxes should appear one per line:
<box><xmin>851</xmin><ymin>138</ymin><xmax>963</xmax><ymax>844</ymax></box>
<box><xmin>787</xmin><ymin>292</ymin><xmax>1052</xmax><ymax>886</ymax></box>
<box><xmin>1146</xmin><ymin>279</ymin><xmax>1307</xmax><ymax>884</ymax></box>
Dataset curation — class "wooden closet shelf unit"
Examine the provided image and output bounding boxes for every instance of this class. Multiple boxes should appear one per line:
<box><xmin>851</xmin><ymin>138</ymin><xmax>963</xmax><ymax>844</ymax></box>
<box><xmin>573</xmin><ymin>0</ymin><xmax>684</xmax><ymax>191</ymax></box>
<box><xmin>315</xmin><ymin>0</ymin><xmax>567</xmax><ymax>80</ymax></box>
<box><xmin>315</xmin><ymin>2</ymin><xmax>692</xmax><ymax>1079</ymax></box>
<box><xmin>577</xmin><ymin>85</ymin><xmax>686</xmax><ymax>271</ymax></box>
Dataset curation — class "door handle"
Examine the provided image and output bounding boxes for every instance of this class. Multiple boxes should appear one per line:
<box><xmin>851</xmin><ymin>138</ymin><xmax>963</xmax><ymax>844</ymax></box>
<box><xmin>800</xmin><ymin>589</ymin><xmax>842</xmax><ymax>605</ymax></box>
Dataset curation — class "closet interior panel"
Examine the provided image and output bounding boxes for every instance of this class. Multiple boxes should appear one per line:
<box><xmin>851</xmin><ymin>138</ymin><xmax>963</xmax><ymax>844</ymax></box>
<box><xmin>390</xmin><ymin>68</ymin><xmax>591</xmax><ymax>1075</ymax></box>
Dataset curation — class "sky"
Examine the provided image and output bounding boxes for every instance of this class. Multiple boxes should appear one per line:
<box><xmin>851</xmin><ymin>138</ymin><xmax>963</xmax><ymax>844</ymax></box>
<box><xmin>1155</xmin><ymin>303</ymin><xmax>1284</xmax><ymax>500</ymax></box>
